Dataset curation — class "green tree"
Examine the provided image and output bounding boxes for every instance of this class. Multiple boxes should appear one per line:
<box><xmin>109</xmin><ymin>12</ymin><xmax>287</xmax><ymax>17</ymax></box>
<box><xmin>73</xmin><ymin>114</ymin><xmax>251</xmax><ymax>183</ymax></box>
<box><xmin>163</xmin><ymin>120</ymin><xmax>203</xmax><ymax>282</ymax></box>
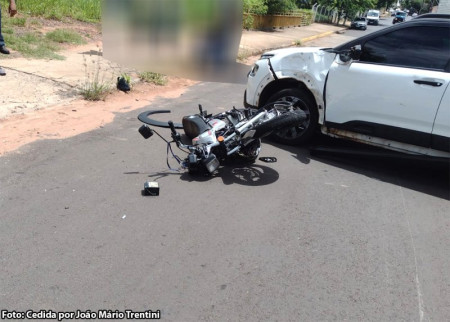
<box><xmin>243</xmin><ymin>0</ymin><xmax>268</xmax><ymax>29</ymax></box>
<box><xmin>266</xmin><ymin>0</ymin><xmax>298</xmax><ymax>14</ymax></box>
<box><xmin>317</xmin><ymin>0</ymin><xmax>376</xmax><ymax>24</ymax></box>
<box><xmin>376</xmin><ymin>0</ymin><xmax>394</xmax><ymax>10</ymax></box>
<box><xmin>243</xmin><ymin>0</ymin><xmax>268</xmax><ymax>14</ymax></box>
<box><xmin>407</xmin><ymin>0</ymin><xmax>423</xmax><ymax>11</ymax></box>
<box><xmin>295</xmin><ymin>0</ymin><xmax>315</xmax><ymax>8</ymax></box>
<box><xmin>403</xmin><ymin>0</ymin><xmax>430</xmax><ymax>12</ymax></box>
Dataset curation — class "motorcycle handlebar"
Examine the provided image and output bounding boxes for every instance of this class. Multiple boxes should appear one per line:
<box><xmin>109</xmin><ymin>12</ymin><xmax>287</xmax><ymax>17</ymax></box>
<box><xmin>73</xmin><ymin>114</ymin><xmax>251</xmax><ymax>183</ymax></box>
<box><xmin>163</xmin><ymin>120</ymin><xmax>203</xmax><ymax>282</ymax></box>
<box><xmin>167</xmin><ymin>120</ymin><xmax>182</xmax><ymax>146</ymax></box>
<box><xmin>137</xmin><ymin>110</ymin><xmax>183</xmax><ymax>129</ymax></box>
<box><xmin>168</xmin><ymin>121</ymin><xmax>177</xmax><ymax>136</ymax></box>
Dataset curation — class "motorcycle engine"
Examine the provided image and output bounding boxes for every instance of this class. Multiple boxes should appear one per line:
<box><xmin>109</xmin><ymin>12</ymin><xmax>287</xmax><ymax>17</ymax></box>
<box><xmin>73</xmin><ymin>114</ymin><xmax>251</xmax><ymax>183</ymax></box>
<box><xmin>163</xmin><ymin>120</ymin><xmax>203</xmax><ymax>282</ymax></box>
<box><xmin>191</xmin><ymin>118</ymin><xmax>227</xmax><ymax>146</ymax></box>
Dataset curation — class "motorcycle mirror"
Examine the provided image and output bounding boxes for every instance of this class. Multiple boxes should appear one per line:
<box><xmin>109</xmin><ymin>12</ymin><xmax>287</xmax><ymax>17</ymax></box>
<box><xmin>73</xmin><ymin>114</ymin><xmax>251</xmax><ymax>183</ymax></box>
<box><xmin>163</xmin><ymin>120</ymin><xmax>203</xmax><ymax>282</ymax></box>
<box><xmin>139</xmin><ymin>124</ymin><xmax>154</xmax><ymax>139</ymax></box>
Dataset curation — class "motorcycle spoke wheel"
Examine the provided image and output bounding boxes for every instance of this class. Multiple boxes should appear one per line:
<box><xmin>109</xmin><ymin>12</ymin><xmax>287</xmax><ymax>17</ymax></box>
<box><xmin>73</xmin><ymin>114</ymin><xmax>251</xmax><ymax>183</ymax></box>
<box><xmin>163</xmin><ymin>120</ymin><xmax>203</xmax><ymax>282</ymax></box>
<box><xmin>265</xmin><ymin>88</ymin><xmax>318</xmax><ymax>145</ymax></box>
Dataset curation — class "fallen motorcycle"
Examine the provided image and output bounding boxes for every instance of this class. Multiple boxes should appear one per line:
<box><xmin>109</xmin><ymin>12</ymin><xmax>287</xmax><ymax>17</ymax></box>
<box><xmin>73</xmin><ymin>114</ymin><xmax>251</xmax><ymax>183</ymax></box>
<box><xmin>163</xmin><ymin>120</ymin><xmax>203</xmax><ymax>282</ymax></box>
<box><xmin>138</xmin><ymin>103</ymin><xmax>305</xmax><ymax>175</ymax></box>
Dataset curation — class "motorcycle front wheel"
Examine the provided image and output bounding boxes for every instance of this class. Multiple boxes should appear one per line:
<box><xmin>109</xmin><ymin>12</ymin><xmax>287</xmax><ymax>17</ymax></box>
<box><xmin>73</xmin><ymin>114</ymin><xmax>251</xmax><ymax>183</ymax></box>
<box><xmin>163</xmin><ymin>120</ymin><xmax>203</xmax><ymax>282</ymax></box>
<box><xmin>264</xmin><ymin>88</ymin><xmax>318</xmax><ymax>145</ymax></box>
<box><xmin>253</xmin><ymin>111</ymin><xmax>306</xmax><ymax>140</ymax></box>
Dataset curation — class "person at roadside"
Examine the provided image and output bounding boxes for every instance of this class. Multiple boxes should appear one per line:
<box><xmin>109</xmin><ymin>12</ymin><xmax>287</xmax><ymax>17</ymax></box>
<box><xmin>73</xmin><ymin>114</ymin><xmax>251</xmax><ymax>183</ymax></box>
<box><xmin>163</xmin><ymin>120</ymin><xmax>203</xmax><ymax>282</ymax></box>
<box><xmin>0</xmin><ymin>0</ymin><xmax>17</xmax><ymax>76</ymax></box>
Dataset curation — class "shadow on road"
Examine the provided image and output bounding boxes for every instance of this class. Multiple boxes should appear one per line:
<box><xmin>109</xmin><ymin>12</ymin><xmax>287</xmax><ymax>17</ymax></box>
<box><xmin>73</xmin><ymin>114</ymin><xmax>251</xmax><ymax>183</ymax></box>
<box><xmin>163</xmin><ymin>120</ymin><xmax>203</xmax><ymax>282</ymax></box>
<box><xmin>266</xmin><ymin>135</ymin><xmax>450</xmax><ymax>200</ymax></box>
<box><xmin>178</xmin><ymin>163</ymin><xmax>280</xmax><ymax>186</ymax></box>
<box><xmin>218</xmin><ymin>164</ymin><xmax>279</xmax><ymax>186</ymax></box>
<box><xmin>126</xmin><ymin>161</ymin><xmax>279</xmax><ymax>187</ymax></box>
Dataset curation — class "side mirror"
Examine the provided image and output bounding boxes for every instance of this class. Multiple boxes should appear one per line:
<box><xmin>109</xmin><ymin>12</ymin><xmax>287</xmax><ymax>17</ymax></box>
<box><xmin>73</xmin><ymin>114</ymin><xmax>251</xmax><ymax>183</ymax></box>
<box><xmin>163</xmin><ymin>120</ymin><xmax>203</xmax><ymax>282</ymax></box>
<box><xmin>339</xmin><ymin>51</ymin><xmax>352</xmax><ymax>63</ymax></box>
<box><xmin>350</xmin><ymin>45</ymin><xmax>362</xmax><ymax>60</ymax></box>
<box><xmin>338</xmin><ymin>45</ymin><xmax>362</xmax><ymax>63</ymax></box>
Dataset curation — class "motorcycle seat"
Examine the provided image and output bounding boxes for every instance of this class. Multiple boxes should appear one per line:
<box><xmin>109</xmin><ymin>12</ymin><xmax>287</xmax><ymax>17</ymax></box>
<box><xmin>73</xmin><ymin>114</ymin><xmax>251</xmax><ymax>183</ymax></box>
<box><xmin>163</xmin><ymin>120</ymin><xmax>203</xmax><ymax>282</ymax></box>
<box><xmin>182</xmin><ymin>115</ymin><xmax>211</xmax><ymax>139</ymax></box>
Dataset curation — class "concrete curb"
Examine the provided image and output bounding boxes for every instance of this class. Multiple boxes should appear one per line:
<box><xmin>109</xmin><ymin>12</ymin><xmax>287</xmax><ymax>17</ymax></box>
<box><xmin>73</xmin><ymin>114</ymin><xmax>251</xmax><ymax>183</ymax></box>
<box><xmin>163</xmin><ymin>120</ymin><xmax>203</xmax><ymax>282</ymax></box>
<box><xmin>238</xmin><ymin>27</ymin><xmax>348</xmax><ymax>58</ymax></box>
<box><xmin>300</xmin><ymin>29</ymin><xmax>342</xmax><ymax>43</ymax></box>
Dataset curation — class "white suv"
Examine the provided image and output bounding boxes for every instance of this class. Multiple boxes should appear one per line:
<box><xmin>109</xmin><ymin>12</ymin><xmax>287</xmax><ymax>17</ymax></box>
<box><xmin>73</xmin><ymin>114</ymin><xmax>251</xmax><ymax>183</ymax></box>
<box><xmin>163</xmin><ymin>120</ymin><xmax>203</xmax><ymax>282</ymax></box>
<box><xmin>244</xmin><ymin>16</ymin><xmax>450</xmax><ymax>158</ymax></box>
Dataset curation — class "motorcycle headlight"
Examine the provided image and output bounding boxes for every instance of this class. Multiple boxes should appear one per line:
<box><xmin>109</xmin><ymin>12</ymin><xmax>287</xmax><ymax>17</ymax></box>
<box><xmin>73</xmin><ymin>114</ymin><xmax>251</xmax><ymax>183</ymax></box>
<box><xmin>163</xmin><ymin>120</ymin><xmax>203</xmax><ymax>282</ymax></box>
<box><xmin>203</xmin><ymin>154</ymin><xmax>220</xmax><ymax>173</ymax></box>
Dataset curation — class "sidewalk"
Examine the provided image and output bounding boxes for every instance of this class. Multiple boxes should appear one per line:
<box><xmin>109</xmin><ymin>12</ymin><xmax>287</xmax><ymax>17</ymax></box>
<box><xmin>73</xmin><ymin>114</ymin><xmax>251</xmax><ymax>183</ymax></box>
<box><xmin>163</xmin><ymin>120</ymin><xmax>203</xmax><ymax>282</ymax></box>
<box><xmin>239</xmin><ymin>23</ymin><xmax>347</xmax><ymax>56</ymax></box>
<box><xmin>0</xmin><ymin>22</ymin><xmax>346</xmax><ymax>119</ymax></box>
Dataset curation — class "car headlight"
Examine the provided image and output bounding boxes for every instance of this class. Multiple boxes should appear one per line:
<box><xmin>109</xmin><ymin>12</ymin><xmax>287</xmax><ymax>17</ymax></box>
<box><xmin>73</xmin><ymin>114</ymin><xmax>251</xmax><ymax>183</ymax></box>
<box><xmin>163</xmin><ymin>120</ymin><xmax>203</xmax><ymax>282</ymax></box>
<box><xmin>260</xmin><ymin>53</ymin><xmax>275</xmax><ymax>60</ymax></box>
<box><xmin>249</xmin><ymin>63</ymin><xmax>259</xmax><ymax>77</ymax></box>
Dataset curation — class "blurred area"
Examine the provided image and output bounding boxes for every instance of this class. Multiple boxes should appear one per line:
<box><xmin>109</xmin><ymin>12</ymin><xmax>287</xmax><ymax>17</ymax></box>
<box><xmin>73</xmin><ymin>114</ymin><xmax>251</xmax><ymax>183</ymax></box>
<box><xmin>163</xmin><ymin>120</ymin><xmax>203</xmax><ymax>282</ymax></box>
<box><xmin>102</xmin><ymin>0</ymin><xmax>249</xmax><ymax>83</ymax></box>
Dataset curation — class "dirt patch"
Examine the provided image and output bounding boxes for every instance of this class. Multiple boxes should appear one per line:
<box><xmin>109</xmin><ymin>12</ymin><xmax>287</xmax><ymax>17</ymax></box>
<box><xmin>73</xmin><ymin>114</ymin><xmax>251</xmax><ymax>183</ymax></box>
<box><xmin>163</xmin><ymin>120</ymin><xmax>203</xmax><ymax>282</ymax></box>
<box><xmin>0</xmin><ymin>77</ymin><xmax>196</xmax><ymax>156</ymax></box>
<box><xmin>0</xmin><ymin>19</ymin><xmax>107</xmax><ymax>121</ymax></box>
<box><xmin>39</xmin><ymin>18</ymin><xmax>102</xmax><ymax>47</ymax></box>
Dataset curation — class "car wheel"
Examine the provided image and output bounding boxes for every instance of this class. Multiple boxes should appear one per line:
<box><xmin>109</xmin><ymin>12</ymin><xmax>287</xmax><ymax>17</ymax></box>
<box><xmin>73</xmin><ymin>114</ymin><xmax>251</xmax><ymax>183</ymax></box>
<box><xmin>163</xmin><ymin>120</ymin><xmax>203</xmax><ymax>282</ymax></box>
<box><xmin>264</xmin><ymin>88</ymin><xmax>318</xmax><ymax>145</ymax></box>
<box><xmin>363</xmin><ymin>27</ymin><xmax>367</xmax><ymax>30</ymax></box>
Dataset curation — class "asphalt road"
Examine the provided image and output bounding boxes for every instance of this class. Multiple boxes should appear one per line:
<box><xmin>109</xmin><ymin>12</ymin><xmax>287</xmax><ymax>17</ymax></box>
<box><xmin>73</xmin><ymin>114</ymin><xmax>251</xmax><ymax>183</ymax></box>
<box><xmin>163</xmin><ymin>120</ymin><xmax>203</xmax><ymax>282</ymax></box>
<box><xmin>1</xmin><ymin>21</ymin><xmax>449</xmax><ymax>321</ymax></box>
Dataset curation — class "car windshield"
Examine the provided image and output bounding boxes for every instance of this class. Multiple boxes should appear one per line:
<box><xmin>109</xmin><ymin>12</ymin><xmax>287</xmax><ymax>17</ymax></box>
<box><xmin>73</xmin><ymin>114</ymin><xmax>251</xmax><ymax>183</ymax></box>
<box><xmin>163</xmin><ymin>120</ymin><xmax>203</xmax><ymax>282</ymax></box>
<box><xmin>397</xmin><ymin>12</ymin><xmax>406</xmax><ymax>16</ymax></box>
<box><xmin>355</xmin><ymin>18</ymin><xmax>365</xmax><ymax>21</ymax></box>
<box><xmin>368</xmin><ymin>12</ymin><xmax>378</xmax><ymax>17</ymax></box>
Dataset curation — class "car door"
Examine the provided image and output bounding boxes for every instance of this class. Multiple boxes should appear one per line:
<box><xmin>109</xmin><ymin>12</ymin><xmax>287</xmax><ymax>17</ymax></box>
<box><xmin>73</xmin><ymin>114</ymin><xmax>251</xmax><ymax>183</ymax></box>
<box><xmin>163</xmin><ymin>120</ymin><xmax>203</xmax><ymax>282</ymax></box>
<box><xmin>324</xmin><ymin>25</ymin><xmax>450</xmax><ymax>148</ymax></box>
<box><xmin>431</xmin><ymin>84</ymin><xmax>450</xmax><ymax>152</ymax></box>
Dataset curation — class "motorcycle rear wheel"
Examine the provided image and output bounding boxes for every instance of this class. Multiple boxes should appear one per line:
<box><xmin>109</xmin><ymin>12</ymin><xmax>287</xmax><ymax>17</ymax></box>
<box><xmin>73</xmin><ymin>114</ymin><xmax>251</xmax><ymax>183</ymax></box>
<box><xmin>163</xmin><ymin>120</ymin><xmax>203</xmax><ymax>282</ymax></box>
<box><xmin>237</xmin><ymin>138</ymin><xmax>261</xmax><ymax>163</ymax></box>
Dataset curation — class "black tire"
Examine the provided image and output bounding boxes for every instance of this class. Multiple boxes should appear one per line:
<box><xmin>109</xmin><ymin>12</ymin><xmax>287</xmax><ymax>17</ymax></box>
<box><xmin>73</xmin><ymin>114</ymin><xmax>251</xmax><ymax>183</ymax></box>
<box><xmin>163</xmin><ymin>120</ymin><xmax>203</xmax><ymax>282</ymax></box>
<box><xmin>264</xmin><ymin>88</ymin><xmax>318</xmax><ymax>145</ymax></box>
<box><xmin>253</xmin><ymin>111</ymin><xmax>305</xmax><ymax>139</ymax></box>
<box><xmin>235</xmin><ymin>138</ymin><xmax>261</xmax><ymax>163</ymax></box>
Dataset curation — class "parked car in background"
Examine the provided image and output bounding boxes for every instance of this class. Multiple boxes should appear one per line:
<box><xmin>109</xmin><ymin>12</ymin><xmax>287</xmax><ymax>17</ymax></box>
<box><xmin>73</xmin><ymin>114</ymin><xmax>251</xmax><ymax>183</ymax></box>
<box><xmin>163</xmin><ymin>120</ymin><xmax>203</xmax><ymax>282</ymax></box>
<box><xmin>366</xmin><ymin>9</ymin><xmax>380</xmax><ymax>25</ymax></box>
<box><xmin>393</xmin><ymin>11</ymin><xmax>407</xmax><ymax>23</ymax></box>
<box><xmin>244</xmin><ymin>16</ymin><xmax>450</xmax><ymax>158</ymax></box>
<box><xmin>350</xmin><ymin>17</ymin><xmax>367</xmax><ymax>30</ymax></box>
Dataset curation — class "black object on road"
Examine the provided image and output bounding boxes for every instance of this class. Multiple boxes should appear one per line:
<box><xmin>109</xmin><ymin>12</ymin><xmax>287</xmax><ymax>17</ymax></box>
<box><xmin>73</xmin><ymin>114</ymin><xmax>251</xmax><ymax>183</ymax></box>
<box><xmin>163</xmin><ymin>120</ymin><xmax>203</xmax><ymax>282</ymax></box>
<box><xmin>143</xmin><ymin>181</ymin><xmax>160</xmax><ymax>196</ymax></box>
<box><xmin>259</xmin><ymin>157</ymin><xmax>277</xmax><ymax>163</ymax></box>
